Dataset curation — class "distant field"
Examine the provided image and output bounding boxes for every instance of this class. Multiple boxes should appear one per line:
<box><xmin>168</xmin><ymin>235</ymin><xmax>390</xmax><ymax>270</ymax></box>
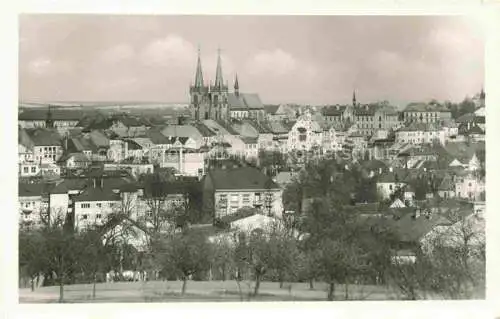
<box><xmin>19</xmin><ymin>280</ymin><xmax>398</xmax><ymax>303</ymax></box>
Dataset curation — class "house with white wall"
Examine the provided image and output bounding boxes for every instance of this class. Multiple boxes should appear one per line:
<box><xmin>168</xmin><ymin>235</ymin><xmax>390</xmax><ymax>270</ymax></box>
<box><xmin>202</xmin><ymin>167</ymin><xmax>283</xmax><ymax>220</ymax></box>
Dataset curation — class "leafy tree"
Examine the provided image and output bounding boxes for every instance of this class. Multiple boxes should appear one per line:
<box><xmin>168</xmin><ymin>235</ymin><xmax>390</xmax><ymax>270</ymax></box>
<box><xmin>157</xmin><ymin>230</ymin><xmax>213</xmax><ymax>295</ymax></box>
<box><xmin>39</xmin><ymin>216</ymin><xmax>81</xmax><ymax>303</ymax></box>
<box><xmin>19</xmin><ymin>229</ymin><xmax>46</xmax><ymax>291</ymax></box>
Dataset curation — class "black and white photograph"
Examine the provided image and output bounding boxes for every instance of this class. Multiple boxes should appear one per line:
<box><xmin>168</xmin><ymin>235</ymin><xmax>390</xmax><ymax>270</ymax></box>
<box><xmin>16</xmin><ymin>13</ymin><xmax>487</xmax><ymax>304</ymax></box>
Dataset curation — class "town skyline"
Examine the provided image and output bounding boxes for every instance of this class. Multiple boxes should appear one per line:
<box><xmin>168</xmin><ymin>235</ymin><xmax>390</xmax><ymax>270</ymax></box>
<box><xmin>20</xmin><ymin>15</ymin><xmax>484</xmax><ymax>106</ymax></box>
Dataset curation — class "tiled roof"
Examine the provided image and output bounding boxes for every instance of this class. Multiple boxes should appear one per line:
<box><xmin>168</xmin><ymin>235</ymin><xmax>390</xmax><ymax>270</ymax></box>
<box><xmin>125</xmin><ymin>139</ymin><xmax>142</xmax><ymax>150</ymax></box>
<box><xmin>193</xmin><ymin>123</ymin><xmax>217</xmax><ymax>137</ymax></box>
<box><xmin>215</xmin><ymin>120</ymin><xmax>240</xmax><ymax>135</ymax></box>
<box><xmin>51</xmin><ymin>178</ymin><xmax>88</xmax><ymax>194</ymax></box>
<box><xmin>468</xmin><ymin>125</ymin><xmax>485</xmax><ymax>135</ymax></box>
<box><xmin>456</xmin><ymin>113</ymin><xmax>476</xmax><ymax>123</ymax></box>
<box><xmin>26</xmin><ymin>129</ymin><xmax>62</xmax><ymax>146</ymax></box>
<box><xmin>403</xmin><ymin>103</ymin><xmax>449</xmax><ymax>112</ymax></box>
<box><xmin>208</xmin><ymin>167</ymin><xmax>279</xmax><ymax>190</ymax></box>
<box><xmin>377</xmin><ymin>169</ymin><xmax>408</xmax><ymax>183</ymax></box>
<box><xmin>73</xmin><ymin>186</ymin><xmax>121</xmax><ymax>202</ymax></box>
<box><xmin>69</xmin><ymin>137</ymin><xmax>98</xmax><ymax>152</ymax></box>
<box><xmin>322</xmin><ymin>105</ymin><xmax>346</xmax><ymax>116</ymax></box>
<box><xmin>398</xmin><ymin>122</ymin><xmax>441</xmax><ymax>132</ymax></box>
<box><xmin>245</xmin><ymin>119</ymin><xmax>272</xmax><ymax>134</ymax></box>
<box><xmin>264</xmin><ymin>104</ymin><xmax>280</xmax><ymax>115</ymax></box>
<box><xmin>146</xmin><ymin>128</ymin><xmax>171</xmax><ymax>145</ymax></box>
<box><xmin>18</xmin><ymin>182</ymin><xmax>55</xmax><ymax>197</ymax></box>
<box><xmin>113</xmin><ymin>114</ymin><xmax>145</xmax><ymax>127</ymax></box>
<box><xmin>240</xmin><ymin>136</ymin><xmax>258</xmax><ymax>144</ymax></box>
<box><xmin>227</xmin><ymin>93</ymin><xmax>264</xmax><ymax>110</ymax></box>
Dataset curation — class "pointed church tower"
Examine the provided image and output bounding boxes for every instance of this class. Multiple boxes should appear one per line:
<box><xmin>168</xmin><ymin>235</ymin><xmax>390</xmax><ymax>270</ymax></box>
<box><xmin>190</xmin><ymin>46</ymin><xmax>209</xmax><ymax>122</ymax></box>
<box><xmin>46</xmin><ymin>104</ymin><xmax>54</xmax><ymax>129</ymax></box>
<box><xmin>234</xmin><ymin>73</ymin><xmax>239</xmax><ymax>96</ymax></box>
<box><xmin>352</xmin><ymin>90</ymin><xmax>357</xmax><ymax>107</ymax></box>
<box><xmin>214</xmin><ymin>47</ymin><xmax>224</xmax><ymax>89</ymax></box>
<box><xmin>210</xmin><ymin>47</ymin><xmax>229</xmax><ymax>121</ymax></box>
<box><xmin>194</xmin><ymin>46</ymin><xmax>204</xmax><ymax>89</ymax></box>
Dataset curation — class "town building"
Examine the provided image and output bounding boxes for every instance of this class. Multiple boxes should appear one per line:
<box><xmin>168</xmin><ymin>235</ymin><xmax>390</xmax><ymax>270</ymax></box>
<box><xmin>189</xmin><ymin>48</ymin><xmax>265</xmax><ymax>122</ymax></box>
<box><xmin>402</xmin><ymin>102</ymin><xmax>452</xmax><ymax>124</ymax></box>
<box><xmin>202</xmin><ymin>167</ymin><xmax>283</xmax><ymax>220</ymax></box>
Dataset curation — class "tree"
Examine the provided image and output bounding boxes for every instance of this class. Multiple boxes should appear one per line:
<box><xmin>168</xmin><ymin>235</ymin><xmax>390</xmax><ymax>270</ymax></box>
<box><xmin>268</xmin><ymin>225</ymin><xmax>300</xmax><ymax>288</ymax></box>
<box><xmin>40</xmin><ymin>215</ymin><xmax>81</xmax><ymax>303</ymax></box>
<box><xmin>210</xmin><ymin>236</ymin><xmax>235</xmax><ymax>281</ymax></box>
<box><xmin>78</xmin><ymin>225</ymin><xmax>116</xmax><ymax>299</ymax></box>
<box><xmin>19</xmin><ymin>229</ymin><xmax>46</xmax><ymax>291</ymax></box>
<box><xmin>158</xmin><ymin>230</ymin><xmax>213</xmax><ymax>295</ymax></box>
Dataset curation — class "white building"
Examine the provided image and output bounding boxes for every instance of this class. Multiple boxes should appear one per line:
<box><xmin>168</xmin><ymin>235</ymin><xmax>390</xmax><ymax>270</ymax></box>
<box><xmin>395</xmin><ymin>123</ymin><xmax>446</xmax><ymax>145</ymax></box>
<box><xmin>287</xmin><ymin>112</ymin><xmax>323</xmax><ymax>152</ymax></box>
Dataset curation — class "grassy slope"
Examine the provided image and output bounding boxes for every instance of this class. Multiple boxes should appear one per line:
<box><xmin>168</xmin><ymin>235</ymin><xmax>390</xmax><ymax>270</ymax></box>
<box><xmin>19</xmin><ymin>280</ymin><xmax>396</xmax><ymax>303</ymax></box>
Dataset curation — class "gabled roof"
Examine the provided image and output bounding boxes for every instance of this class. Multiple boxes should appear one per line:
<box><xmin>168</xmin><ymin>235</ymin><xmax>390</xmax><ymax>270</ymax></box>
<box><xmin>113</xmin><ymin>114</ymin><xmax>145</xmax><ymax>127</ymax></box>
<box><xmin>240</xmin><ymin>136</ymin><xmax>258</xmax><ymax>144</ymax></box>
<box><xmin>398</xmin><ymin>122</ymin><xmax>441</xmax><ymax>132</ymax></box>
<box><xmin>264</xmin><ymin>104</ymin><xmax>280</xmax><ymax>115</ymax></box>
<box><xmin>18</xmin><ymin>182</ymin><xmax>55</xmax><ymax>197</ymax></box>
<box><xmin>456</xmin><ymin>113</ymin><xmax>476</xmax><ymax>123</ymax></box>
<box><xmin>403</xmin><ymin>103</ymin><xmax>449</xmax><ymax>113</ymax></box>
<box><xmin>25</xmin><ymin>129</ymin><xmax>62</xmax><ymax>147</ymax></box>
<box><xmin>227</xmin><ymin>93</ymin><xmax>264</xmax><ymax>110</ymax></box>
<box><xmin>322</xmin><ymin>105</ymin><xmax>346</xmax><ymax>116</ymax></box>
<box><xmin>73</xmin><ymin>186</ymin><xmax>121</xmax><ymax>202</ymax></box>
<box><xmin>146</xmin><ymin>128</ymin><xmax>171</xmax><ymax>145</ymax></box>
<box><xmin>69</xmin><ymin>136</ymin><xmax>98</xmax><ymax>152</ymax></box>
<box><xmin>208</xmin><ymin>167</ymin><xmax>279</xmax><ymax>190</ymax></box>
<box><xmin>377</xmin><ymin>170</ymin><xmax>407</xmax><ymax>183</ymax></box>
<box><xmin>245</xmin><ymin>119</ymin><xmax>272</xmax><ymax>134</ymax></box>
<box><xmin>193</xmin><ymin>123</ymin><xmax>217</xmax><ymax>137</ymax></box>
<box><xmin>468</xmin><ymin>125</ymin><xmax>485</xmax><ymax>135</ymax></box>
<box><xmin>125</xmin><ymin>139</ymin><xmax>143</xmax><ymax>150</ymax></box>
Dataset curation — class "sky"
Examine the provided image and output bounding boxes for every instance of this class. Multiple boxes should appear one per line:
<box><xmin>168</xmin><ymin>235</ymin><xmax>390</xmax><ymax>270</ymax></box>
<box><xmin>19</xmin><ymin>15</ymin><xmax>484</xmax><ymax>106</ymax></box>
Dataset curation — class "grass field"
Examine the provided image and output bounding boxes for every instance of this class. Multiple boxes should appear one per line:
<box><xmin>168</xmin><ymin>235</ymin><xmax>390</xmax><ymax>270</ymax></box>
<box><xmin>19</xmin><ymin>280</ymin><xmax>398</xmax><ymax>303</ymax></box>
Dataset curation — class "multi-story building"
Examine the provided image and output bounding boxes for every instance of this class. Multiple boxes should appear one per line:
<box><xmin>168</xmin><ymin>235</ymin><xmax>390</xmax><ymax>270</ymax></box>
<box><xmin>287</xmin><ymin>111</ymin><xmax>323</xmax><ymax>152</ymax></box>
<box><xmin>18</xmin><ymin>106</ymin><xmax>82</xmax><ymax>134</ymax></box>
<box><xmin>19</xmin><ymin>128</ymin><xmax>64</xmax><ymax>164</ymax></box>
<box><xmin>395</xmin><ymin>123</ymin><xmax>446</xmax><ymax>145</ymax></box>
<box><xmin>202</xmin><ymin>167</ymin><xmax>283</xmax><ymax>220</ymax></box>
<box><xmin>189</xmin><ymin>49</ymin><xmax>265</xmax><ymax>122</ymax></box>
<box><xmin>402</xmin><ymin>102</ymin><xmax>452</xmax><ymax>124</ymax></box>
<box><xmin>322</xmin><ymin>93</ymin><xmax>400</xmax><ymax>137</ymax></box>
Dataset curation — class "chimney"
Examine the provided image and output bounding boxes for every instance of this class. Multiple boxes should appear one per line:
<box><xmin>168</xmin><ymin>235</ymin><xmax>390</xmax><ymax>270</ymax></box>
<box><xmin>100</xmin><ymin>177</ymin><xmax>104</xmax><ymax>188</ymax></box>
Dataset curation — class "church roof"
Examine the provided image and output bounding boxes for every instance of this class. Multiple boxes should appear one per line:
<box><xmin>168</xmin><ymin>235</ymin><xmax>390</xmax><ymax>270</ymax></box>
<box><xmin>227</xmin><ymin>93</ymin><xmax>264</xmax><ymax>110</ymax></box>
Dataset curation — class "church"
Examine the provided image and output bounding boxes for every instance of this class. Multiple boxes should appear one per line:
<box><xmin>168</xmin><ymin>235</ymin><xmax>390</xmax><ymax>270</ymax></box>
<box><xmin>189</xmin><ymin>48</ymin><xmax>265</xmax><ymax>122</ymax></box>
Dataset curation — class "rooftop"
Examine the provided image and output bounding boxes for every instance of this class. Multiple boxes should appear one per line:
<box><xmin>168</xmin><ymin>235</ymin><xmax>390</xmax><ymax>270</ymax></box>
<box><xmin>207</xmin><ymin>167</ymin><xmax>280</xmax><ymax>190</ymax></box>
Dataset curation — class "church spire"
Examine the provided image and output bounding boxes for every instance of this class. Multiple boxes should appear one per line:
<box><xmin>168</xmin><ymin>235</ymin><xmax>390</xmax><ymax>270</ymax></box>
<box><xmin>234</xmin><ymin>73</ymin><xmax>239</xmax><ymax>96</ymax></box>
<box><xmin>46</xmin><ymin>104</ymin><xmax>54</xmax><ymax>129</ymax></box>
<box><xmin>194</xmin><ymin>45</ymin><xmax>204</xmax><ymax>88</ymax></box>
<box><xmin>214</xmin><ymin>47</ymin><xmax>224</xmax><ymax>89</ymax></box>
<box><xmin>352</xmin><ymin>89</ymin><xmax>357</xmax><ymax>107</ymax></box>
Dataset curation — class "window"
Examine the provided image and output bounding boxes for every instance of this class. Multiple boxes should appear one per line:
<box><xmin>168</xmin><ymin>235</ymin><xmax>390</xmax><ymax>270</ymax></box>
<box><xmin>31</xmin><ymin>167</ymin><xmax>36</xmax><ymax>173</ymax></box>
<box><xmin>218</xmin><ymin>194</ymin><xmax>228</xmax><ymax>209</ymax></box>
<box><xmin>82</xmin><ymin>214</ymin><xmax>88</xmax><ymax>220</ymax></box>
<box><xmin>81</xmin><ymin>203</ymin><xmax>90</xmax><ymax>209</ymax></box>
<box><xmin>242</xmin><ymin>194</ymin><xmax>250</xmax><ymax>205</ymax></box>
<box><xmin>389</xmin><ymin>185</ymin><xmax>393</xmax><ymax>191</ymax></box>
<box><xmin>44</xmin><ymin>147</ymin><xmax>47</xmax><ymax>151</ymax></box>
<box><xmin>96</xmin><ymin>214</ymin><xmax>102</xmax><ymax>219</ymax></box>
<box><xmin>96</xmin><ymin>203</ymin><xmax>102</xmax><ymax>208</ymax></box>
<box><xmin>23</xmin><ymin>167</ymin><xmax>28</xmax><ymax>173</ymax></box>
